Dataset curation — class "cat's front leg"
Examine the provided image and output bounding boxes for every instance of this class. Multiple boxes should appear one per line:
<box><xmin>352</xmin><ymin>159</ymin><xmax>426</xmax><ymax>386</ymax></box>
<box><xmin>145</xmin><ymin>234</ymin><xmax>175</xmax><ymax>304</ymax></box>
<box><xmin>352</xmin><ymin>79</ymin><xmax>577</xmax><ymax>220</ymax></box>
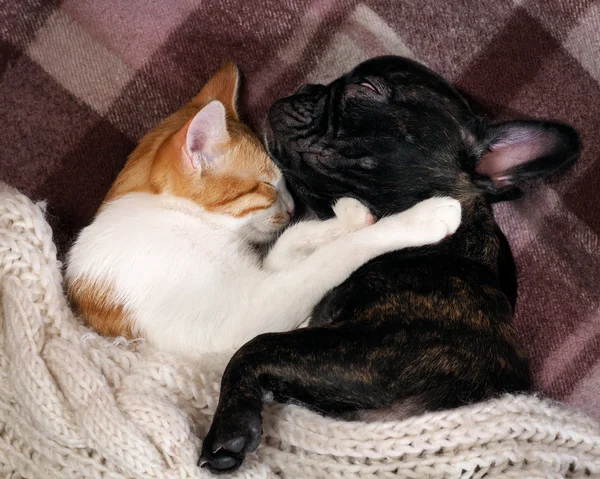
<box><xmin>263</xmin><ymin>198</ymin><xmax>374</xmax><ymax>271</ymax></box>
<box><xmin>372</xmin><ymin>196</ymin><xmax>462</xmax><ymax>249</ymax></box>
<box><xmin>237</xmin><ymin>197</ymin><xmax>461</xmax><ymax>343</ymax></box>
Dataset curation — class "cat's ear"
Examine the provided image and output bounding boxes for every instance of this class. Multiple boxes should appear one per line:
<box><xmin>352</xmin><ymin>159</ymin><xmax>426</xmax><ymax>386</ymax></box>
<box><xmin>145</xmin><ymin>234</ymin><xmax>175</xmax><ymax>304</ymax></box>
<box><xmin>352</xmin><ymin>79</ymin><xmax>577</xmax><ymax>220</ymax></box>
<box><xmin>183</xmin><ymin>100</ymin><xmax>229</xmax><ymax>171</ymax></box>
<box><xmin>473</xmin><ymin>120</ymin><xmax>580</xmax><ymax>198</ymax></box>
<box><xmin>191</xmin><ymin>61</ymin><xmax>240</xmax><ymax>120</ymax></box>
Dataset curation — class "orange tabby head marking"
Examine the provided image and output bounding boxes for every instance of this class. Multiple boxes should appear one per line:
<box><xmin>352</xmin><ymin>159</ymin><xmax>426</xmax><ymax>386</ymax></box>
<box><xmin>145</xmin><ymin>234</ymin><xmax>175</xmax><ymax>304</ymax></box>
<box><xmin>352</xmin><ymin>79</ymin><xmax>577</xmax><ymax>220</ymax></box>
<box><xmin>104</xmin><ymin>61</ymin><xmax>294</xmax><ymax>226</ymax></box>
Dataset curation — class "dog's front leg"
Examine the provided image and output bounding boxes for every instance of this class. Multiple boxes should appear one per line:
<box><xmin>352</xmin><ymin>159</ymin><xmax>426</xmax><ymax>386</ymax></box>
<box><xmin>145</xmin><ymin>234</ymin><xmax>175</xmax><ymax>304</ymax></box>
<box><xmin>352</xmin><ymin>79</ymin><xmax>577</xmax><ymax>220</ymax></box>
<box><xmin>199</xmin><ymin>326</ymin><xmax>389</xmax><ymax>473</ymax></box>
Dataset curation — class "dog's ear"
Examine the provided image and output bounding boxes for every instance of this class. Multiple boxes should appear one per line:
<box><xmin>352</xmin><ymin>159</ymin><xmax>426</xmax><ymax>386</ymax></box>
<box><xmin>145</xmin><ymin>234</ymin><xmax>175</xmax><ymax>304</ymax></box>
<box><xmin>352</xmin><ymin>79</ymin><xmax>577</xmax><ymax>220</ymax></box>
<box><xmin>472</xmin><ymin>121</ymin><xmax>580</xmax><ymax>200</ymax></box>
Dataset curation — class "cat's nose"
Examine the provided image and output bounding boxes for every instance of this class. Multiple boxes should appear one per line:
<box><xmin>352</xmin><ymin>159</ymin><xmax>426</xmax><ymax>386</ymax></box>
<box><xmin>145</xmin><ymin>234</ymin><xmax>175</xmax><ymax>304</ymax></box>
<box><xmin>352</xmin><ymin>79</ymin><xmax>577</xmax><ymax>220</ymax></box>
<box><xmin>288</xmin><ymin>206</ymin><xmax>295</xmax><ymax>217</ymax></box>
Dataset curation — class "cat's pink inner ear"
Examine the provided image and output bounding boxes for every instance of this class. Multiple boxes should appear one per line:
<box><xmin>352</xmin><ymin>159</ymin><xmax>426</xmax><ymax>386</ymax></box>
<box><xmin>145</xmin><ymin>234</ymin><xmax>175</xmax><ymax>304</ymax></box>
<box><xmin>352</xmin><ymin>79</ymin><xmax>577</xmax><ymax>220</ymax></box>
<box><xmin>185</xmin><ymin>100</ymin><xmax>229</xmax><ymax>170</ymax></box>
<box><xmin>476</xmin><ymin>127</ymin><xmax>555</xmax><ymax>185</ymax></box>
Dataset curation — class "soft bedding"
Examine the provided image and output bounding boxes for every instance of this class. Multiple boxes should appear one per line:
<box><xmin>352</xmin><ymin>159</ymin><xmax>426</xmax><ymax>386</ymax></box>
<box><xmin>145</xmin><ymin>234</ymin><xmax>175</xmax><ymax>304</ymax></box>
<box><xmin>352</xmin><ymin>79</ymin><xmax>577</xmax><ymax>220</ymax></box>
<box><xmin>1</xmin><ymin>0</ymin><xmax>600</xmax><ymax>476</ymax></box>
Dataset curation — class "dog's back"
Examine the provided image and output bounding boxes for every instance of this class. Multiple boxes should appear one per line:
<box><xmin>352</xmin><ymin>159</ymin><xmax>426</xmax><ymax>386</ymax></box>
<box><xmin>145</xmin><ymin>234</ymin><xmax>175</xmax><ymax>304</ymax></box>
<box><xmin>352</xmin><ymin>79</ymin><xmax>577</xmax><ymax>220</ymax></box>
<box><xmin>311</xmin><ymin>198</ymin><xmax>529</xmax><ymax>419</ymax></box>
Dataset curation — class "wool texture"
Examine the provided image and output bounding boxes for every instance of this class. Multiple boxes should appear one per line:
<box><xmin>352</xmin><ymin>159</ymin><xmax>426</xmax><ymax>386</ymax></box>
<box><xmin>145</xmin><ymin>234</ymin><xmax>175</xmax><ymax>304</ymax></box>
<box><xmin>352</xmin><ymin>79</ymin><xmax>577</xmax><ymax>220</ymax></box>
<box><xmin>0</xmin><ymin>183</ymin><xmax>599</xmax><ymax>478</ymax></box>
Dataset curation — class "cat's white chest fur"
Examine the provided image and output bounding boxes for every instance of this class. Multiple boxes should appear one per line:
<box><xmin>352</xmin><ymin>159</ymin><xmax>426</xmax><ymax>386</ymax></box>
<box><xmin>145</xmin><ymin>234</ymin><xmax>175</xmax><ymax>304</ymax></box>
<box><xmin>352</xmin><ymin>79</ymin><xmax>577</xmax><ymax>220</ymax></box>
<box><xmin>68</xmin><ymin>193</ymin><xmax>264</xmax><ymax>354</ymax></box>
<box><xmin>67</xmin><ymin>192</ymin><xmax>461</xmax><ymax>357</ymax></box>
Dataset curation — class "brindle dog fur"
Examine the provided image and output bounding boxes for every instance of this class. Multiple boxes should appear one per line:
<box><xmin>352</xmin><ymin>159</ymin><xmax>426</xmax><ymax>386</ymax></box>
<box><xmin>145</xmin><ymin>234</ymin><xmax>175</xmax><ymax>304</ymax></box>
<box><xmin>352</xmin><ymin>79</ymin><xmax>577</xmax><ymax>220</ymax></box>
<box><xmin>200</xmin><ymin>56</ymin><xmax>580</xmax><ymax>473</ymax></box>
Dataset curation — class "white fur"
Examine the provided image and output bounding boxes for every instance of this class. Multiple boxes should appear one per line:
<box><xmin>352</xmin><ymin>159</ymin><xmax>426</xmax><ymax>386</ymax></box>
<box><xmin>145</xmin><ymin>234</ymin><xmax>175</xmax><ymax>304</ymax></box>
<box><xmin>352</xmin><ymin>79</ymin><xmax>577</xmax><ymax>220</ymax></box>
<box><xmin>66</xmin><ymin>191</ymin><xmax>461</xmax><ymax>357</ymax></box>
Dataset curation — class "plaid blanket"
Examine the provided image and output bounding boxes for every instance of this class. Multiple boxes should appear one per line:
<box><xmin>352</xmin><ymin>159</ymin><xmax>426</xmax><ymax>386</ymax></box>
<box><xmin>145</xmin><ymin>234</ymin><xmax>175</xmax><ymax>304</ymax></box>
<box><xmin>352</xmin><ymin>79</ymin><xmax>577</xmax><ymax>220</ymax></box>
<box><xmin>1</xmin><ymin>0</ymin><xmax>599</xmax><ymax>420</ymax></box>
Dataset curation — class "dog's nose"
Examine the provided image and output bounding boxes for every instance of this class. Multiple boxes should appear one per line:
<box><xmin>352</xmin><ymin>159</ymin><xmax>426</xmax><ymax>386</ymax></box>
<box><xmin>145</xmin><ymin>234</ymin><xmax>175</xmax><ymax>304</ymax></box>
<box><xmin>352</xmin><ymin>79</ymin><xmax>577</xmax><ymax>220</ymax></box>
<box><xmin>296</xmin><ymin>83</ymin><xmax>322</xmax><ymax>95</ymax></box>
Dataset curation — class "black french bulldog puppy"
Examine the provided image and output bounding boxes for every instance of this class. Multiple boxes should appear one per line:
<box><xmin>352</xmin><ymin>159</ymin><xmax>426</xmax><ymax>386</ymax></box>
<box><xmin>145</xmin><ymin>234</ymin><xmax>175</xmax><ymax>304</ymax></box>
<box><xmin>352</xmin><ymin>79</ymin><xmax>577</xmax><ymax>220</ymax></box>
<box><xmin>200</xmin><ymin>56</ymin><xmax>580</xmax><ymax>473</ymax></box>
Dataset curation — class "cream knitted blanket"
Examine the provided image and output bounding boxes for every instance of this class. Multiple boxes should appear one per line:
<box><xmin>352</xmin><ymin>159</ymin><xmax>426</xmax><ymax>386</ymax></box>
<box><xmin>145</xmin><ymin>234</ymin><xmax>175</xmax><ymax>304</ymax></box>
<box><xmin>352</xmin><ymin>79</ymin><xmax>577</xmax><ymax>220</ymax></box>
<box><xmin>1</xmin><ymin>184</ymin><xmax>599</xmax><ymax>479</ymax></box>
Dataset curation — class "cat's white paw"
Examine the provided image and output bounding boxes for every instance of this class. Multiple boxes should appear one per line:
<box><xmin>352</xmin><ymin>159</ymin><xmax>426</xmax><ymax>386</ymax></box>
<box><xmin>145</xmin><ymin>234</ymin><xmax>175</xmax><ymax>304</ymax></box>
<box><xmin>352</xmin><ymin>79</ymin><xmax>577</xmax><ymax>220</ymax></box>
<box><xmin>333</xmin><ymin>197</ymin><xmax>375</xmax><ymax>230</ymax></box>
<box><xmin>376</xmin><ymin>196</ymin><xmax>461</xmax><ymax>247</ymax></box>
<box><xmin>406</xmin><ymin>196</ymin><xmax>462</xmax><ymax>238</ymax></box>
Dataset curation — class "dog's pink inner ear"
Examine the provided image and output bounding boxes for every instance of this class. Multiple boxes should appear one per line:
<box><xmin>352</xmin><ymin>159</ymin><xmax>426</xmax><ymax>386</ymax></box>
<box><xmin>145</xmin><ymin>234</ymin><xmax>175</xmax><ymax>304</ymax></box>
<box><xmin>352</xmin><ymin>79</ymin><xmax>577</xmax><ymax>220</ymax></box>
<box><xmin>476</xmin><ymin>126</ymin><xmax>557</xmax><ymax>186</ymax></box>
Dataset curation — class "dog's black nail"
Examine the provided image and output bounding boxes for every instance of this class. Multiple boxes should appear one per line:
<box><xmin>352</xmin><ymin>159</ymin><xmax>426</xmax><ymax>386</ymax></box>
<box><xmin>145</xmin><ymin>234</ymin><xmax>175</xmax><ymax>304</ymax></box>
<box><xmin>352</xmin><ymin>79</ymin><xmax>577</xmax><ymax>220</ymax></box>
<box><xmin>223</xmin><ymin>436</ymin><xmax>245</xmax><ymax>453</ymax></box>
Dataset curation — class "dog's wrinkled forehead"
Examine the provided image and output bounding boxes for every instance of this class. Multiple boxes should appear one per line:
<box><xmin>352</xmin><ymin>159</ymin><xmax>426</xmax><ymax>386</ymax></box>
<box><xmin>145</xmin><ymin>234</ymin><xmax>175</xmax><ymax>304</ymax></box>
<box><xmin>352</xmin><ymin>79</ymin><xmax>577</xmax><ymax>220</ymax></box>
<box><xmin>266</xmin><ymin>55</ymin><xmax>580</xmax><ymax>220</ymax></box>
<box><xmin>265</xmin><ymin>56</ymin><xmax>490</xmax><ymax>216</ymax></box>
<box><xmin>264</xmin><ymin>56</ymin><xmax>481</xmax><ymax>218</ymax></box>
<box><xmin>267</xmin><ymin>56</ymin><xmax>473</xmax><ymax>153</ymax></box>
<box><xmin>350</xmin><ymin>56</ymin><xmax>472</xmax><ymax>116</ymax></box>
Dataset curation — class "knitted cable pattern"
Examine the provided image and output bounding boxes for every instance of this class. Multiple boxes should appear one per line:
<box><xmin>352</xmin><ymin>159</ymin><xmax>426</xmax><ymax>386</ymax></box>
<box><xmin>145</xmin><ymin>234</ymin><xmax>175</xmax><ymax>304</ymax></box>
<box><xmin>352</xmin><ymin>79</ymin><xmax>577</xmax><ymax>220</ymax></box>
<box><xmin>1</xmin><ymin>183</ymin><xmax>599</xmax><ymax>479</ymax></box>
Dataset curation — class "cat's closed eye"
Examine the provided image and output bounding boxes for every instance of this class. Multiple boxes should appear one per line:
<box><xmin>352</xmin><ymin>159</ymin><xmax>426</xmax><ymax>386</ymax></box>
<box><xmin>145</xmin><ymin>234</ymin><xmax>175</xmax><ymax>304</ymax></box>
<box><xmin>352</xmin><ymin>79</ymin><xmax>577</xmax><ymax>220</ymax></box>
<box><xmin>260</xmin><ymin>182</ymin><xmax>277</xmax><ymax>192</ymax></box>
<box><xmin>254</xmin><ymin>182</ymin><xmax>277</xmax><ymax>201</ymax></box>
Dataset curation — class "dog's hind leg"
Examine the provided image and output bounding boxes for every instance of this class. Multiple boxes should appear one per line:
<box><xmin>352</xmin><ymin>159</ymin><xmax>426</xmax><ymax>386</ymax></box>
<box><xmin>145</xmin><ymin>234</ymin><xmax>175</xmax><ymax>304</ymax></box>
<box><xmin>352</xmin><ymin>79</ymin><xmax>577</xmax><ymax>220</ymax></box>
<box><xmin>199</xmin><ymin>326</ymin><xmax>395</xmax><ymax>473</ymax></box>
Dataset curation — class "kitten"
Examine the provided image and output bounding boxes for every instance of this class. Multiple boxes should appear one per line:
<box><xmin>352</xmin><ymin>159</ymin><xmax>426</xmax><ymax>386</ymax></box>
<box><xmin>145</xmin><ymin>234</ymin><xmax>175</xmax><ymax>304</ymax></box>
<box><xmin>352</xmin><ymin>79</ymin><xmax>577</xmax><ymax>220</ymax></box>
<box><xmin>65</xmin><ymin>62</ymin><xmax>462</xmax><ymax>357</ymax></box>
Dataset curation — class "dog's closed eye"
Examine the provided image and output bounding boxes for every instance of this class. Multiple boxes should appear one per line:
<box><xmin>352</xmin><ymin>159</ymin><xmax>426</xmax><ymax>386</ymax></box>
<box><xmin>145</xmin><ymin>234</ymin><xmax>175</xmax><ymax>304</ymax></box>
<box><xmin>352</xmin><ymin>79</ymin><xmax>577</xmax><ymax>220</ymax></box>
<box><xmin>359</xmin><ymin>80</ymin><xmax>379</xmax><ymax>94</ymax></box>
<box><xmin>344</xmin><ymin>80</ymin><xmax>384</xmax><ymax>102</ymax></box>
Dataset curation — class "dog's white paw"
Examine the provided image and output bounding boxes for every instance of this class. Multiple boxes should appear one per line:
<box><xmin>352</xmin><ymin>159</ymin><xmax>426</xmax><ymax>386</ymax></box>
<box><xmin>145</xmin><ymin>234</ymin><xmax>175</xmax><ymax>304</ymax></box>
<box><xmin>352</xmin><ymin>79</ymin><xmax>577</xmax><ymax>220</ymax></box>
<box><xmin>333</xmin><ymin>197</ymin><xmax>375</xmax><ymax>230</ymax></box>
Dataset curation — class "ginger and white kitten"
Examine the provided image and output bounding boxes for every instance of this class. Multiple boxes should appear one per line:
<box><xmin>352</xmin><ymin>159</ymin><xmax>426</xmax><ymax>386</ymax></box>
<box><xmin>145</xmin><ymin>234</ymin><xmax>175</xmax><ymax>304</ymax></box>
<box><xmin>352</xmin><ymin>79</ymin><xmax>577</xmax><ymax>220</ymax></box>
<box><xmin>66</xmin><ymin>63</ymin><xmax>462</xmax><ymax>356</ymax></box>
